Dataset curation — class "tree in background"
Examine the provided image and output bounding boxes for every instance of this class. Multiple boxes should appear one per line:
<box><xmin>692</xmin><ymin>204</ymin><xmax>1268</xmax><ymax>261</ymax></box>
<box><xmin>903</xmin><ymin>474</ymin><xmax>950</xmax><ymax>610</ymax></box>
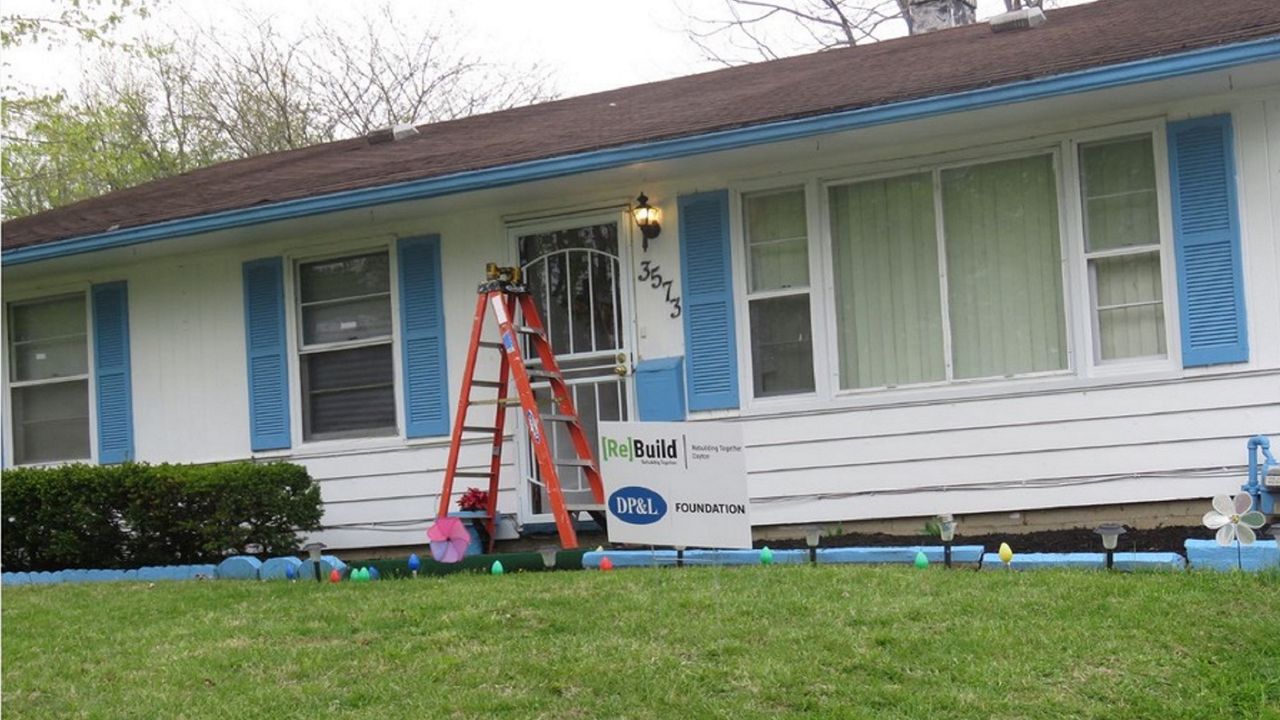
<box><xmin>1</xmin><ymin>3</ymin><xmax>556</xmax><ymax>219</ymax></box>
<box><xmin>684</xmin><ymin>0</ymin><xmax>1052</xmax><ymax>64</ymax></box>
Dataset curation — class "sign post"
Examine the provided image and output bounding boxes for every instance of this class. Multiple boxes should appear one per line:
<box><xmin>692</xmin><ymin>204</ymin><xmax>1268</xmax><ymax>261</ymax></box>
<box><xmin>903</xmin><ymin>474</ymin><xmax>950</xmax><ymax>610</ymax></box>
<box><xmin>598</xmin><ymin>421</ymin><xmax>751</xmax><ymax>549</ymax></box>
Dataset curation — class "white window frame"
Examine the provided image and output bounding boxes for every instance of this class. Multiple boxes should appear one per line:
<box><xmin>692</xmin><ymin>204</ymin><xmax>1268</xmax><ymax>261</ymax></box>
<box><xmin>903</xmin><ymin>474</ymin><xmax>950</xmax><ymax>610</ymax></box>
<box><xmin>725</xmin><ymin>118</ymin><xmax>1180</xmax><ymax>414</ymax></box>
<box><xmin>282</xmin><ymin>239</ymin><xmax>406</xmax><ymax>450</ymax></box>
<box><xmin>739</xmin><ymin>185</ymin><xmax>822</xmax><ymax>401</ymax></box>
<box><xmin>730</xmin><ymin>177</ymin><xmax>831</xmax><ymax>410</ymax></box>
<box><xmin>2</xmin><ymin>286</ymin><xmax>98</xmax><ymax>466</ymax></box>
<box><xmin>1062</xmin><ymin>121</ymin><xmax>1180</xmax><ymax>377</ymax></box>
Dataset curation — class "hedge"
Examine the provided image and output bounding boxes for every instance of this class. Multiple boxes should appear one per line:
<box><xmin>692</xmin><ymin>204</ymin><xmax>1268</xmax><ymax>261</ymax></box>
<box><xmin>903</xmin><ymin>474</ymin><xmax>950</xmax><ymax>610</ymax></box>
<box><xmin>2</xmin><ymin>462</ymin><xmax>322</xmax><ymax>572</ymax></box>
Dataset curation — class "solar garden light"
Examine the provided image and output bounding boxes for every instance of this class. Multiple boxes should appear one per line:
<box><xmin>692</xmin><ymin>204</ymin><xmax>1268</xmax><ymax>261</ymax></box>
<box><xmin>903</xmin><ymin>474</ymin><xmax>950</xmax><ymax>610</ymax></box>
<box><xmin>538</xmin><ymin>547</ymin><xmax>558</xmax><ymax>570</ymax></box>
<box><xmin>805</xmin><ymin>527</ymin><xmax>821</xmax><ymax>564</ymax></box>
<box><xmin>937</xmin><ymin>514</ymin><xmax>957</xmax><ymax>568</ymax></box>
<box><xmin>302</xmin><ymin>541</ymin><xmax>326</xmax><ymax>582</ymax></box>
<box><xmin>674</xmin><ymin>545</ymin><xmax>686</xmax><ymax>568</ymax></box>
<box><xmin>1094</xmin><ymin>523</ymin><xmax>1127</xmax><ymax>570</ymax></box>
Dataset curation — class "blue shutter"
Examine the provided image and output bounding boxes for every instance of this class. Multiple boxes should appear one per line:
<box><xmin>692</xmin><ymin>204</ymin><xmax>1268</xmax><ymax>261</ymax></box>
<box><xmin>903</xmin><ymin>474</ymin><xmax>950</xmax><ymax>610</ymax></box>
<box><xmin>398</xmin><ymin>235</ymin><xmax>450</xmax><ymax>438</ymax></box>
<box><xmin>92</xmin><ymin>282</ymin><xmax>134</xmax><ymax>463</ymax></box>
<box><xmin>1167</xmin><ymin>115</ymin><xmax>1248</xmax><ymax>367</ymax></box>
<box><xmin>242</xmin><ymin>257</ymin><xmax>291</xmax><ymax>451</ymax></box>
<box><xmin>679</xmin><ymin>189</ymin><xmax>739</xmax><ymax>411</ymax></box>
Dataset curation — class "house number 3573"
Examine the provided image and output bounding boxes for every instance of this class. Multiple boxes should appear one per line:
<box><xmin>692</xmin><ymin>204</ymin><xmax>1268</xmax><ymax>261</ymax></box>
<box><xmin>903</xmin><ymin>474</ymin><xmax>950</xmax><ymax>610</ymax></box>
<box><xmin>637</xmin><ymin>261</ymin><xmax>682</xmax><ymax>318</ymax></box>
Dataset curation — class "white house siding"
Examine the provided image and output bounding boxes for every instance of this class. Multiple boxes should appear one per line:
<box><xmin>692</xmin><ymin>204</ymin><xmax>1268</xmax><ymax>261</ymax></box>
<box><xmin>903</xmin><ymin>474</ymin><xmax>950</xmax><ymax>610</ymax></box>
<box><xmin>3</xmin><ymin>75</ymin><xmax>1278</xmax><ymax>550</ymax></box>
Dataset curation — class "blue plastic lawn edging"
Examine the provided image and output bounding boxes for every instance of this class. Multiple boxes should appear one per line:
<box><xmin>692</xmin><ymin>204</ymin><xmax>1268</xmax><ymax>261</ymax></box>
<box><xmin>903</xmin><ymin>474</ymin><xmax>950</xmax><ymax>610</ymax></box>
<box><xmin>1184</xmin><ymin>539</ymin><xmax>1280</xmax><ymax>572</ymax></box>
<box><xmin>979</xmin><ymin>552</ymin><xmax>1186</xmax><ymax>571</ymax></box>
<box><xmin>820</xmin><ymin>546</ymin><xmax>984</xmax><ymax>564</ymax></box>
<box><xmin>2</xmin><ymin>564</ymin><xmax>217</xmax><ymax>585</ymax></box>
<box><xmin>259</xmin><ymin>556</ymin><xmax>304</xmax><ymax>581</ymax></box>
<box><xmin>215</xmin><ymin>556</ymin><xmax>263</xmax><ymax>580</ymax></box>
<box><xmin>582</xmin><ymin>545</ymin><xmax>986</xmax><ymax>569</ymax></box>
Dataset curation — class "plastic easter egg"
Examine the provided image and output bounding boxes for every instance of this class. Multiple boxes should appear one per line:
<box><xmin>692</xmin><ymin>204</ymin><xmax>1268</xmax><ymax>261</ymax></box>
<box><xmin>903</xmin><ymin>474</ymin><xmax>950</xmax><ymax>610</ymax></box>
<box><xmin>599</xmin><ymin>556</ymin><xmax>614</xmax><ymax>571</ymax></box>
<box><xmin>330</xmin><ymin>568</ymin><xmax>342</xmax><ymax>583</ymax></box>
<box><xmin>914</xmin><ymin>551</ymin><xmax>929</xmax><ymax>569</ymax></box>
<box><xmin>491</xmin><ymin>560</ymin><xmax>505</xmax><ymax>576</ymax></box>
<box><xmin>998</xmin><ymin>542</ymin><xmax>1013</xmax><ymax>565</ymax></box>
<box><xmin>759</xmin><ymin>546</ymin><xmax>774</xmax><ymax>565</ymax></box>
<box><xmin>407</xmin><ymin>553</ymin><xmax>421</xmax><ymax>572</ymax></box>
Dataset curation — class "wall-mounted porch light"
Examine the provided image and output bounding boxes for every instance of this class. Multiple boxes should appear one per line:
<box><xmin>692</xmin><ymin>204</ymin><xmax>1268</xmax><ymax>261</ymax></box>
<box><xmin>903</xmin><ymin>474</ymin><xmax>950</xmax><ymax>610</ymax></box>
<box><xmin>631</xmin><ymin>192</ymin><xmax>662</xmax><ymax>251</ymax></box>
<box><xmin>1094</xmin><ymin>523</ymin><xmax>1126</xmax><ymax>570</ymax></box>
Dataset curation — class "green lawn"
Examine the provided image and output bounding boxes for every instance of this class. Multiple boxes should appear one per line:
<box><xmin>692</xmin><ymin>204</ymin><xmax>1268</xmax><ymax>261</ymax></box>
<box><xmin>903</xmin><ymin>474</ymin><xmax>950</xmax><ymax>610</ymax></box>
<box><xmin>3</xmin><ymin>566</ymin><xmax>1278</xmax><ymax>719</ymax></box>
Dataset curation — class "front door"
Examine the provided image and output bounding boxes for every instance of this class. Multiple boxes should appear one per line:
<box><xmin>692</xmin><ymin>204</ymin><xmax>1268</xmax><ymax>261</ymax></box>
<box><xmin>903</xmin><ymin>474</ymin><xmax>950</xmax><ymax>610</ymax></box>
<box><xmin>513</xmin><ymin>213</ymin><xmax>635</xmax><ymax>524</ymax></box>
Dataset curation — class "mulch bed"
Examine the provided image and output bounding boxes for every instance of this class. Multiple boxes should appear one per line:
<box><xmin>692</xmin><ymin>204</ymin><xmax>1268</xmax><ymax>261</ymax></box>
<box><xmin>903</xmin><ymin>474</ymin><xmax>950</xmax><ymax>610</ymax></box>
<box><xmin>753</xmin><ymin>526</ymin><xmax>1221</xmax><ymax>555</ymax></box>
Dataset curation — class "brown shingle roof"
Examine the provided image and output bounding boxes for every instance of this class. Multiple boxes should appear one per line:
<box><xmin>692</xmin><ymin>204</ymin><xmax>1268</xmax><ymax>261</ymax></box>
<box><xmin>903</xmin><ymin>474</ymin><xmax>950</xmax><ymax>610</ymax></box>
<box><xmin>4</xmin><ymin>0</ymin><xmax>1279</xmax><ymax>251</ymax></box>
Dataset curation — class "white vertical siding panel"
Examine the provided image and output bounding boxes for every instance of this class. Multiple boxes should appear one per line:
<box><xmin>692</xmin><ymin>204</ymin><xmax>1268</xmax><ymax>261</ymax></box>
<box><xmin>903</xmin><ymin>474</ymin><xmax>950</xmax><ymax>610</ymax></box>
<box><xmin>1233</xmin><ymin>99</ymin><xmax>1280</xmax><ymax>369</ymax></box>
<box><xmin>130</xmin><ymin>253</ymin><xmax>249</xmax><ymax>462</ymax></box>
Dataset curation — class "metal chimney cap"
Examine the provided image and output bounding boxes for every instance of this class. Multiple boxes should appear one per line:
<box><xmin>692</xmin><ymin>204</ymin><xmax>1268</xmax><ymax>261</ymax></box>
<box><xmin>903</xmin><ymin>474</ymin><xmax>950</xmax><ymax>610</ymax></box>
<box><xmin>989</xmin><ymin>6</ymin><xmax>1046</xmax><ymax>33</ymax></box>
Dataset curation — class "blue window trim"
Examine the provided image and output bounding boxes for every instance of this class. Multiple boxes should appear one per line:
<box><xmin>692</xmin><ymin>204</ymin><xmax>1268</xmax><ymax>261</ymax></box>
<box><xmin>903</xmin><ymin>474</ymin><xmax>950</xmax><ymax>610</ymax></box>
<box><xmin>242</xmin><ymin>257</ymin><xmax>292</xmax><ymax>451</ymax></box>
<box><xmin>680</xmin><ymin>189</ymin><xmax>739</xmax><ymax>412</ymax></box>
<box><xmin>397</xmin><ymin>234</ymin><xmax>451</xmax><ymax>438</ymax></box>
<box><xmin>91</xmin><ymin>281</ymin><xmax>134</xmax><ymax>463</ymax></box>
<box><xmin>1167</xmin><ymin>114</ymin><xmax>1248</xmax><ymax>367</ymax></box>
<box><xmin>5</xmin><ymin>37</ymin><xmax>1278</xmax><ymax>267</ymax></box>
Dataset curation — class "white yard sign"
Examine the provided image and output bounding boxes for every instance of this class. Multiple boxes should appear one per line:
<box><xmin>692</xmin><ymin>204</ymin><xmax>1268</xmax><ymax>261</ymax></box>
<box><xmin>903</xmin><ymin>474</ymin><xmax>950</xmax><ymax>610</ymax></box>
<box><xmin>598</xmin><ymin>421</ymin><xmax>751</xmax><ymax>549</ymax></box>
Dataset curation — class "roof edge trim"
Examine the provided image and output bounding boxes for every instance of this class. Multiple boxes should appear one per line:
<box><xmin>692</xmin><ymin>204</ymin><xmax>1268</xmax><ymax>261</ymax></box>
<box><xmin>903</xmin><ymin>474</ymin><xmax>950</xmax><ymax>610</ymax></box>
<box><xmin>6</xmin><ymin>35</ymin><xmax>1280</xmax><ymax>266</ymax></box>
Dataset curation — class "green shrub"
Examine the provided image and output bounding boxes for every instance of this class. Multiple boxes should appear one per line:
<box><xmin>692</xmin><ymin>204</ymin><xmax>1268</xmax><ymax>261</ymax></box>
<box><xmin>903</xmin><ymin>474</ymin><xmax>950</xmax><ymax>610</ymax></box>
<box><xmin>1</xmin><ymin>462</ymin><xmax>322</xmax><ymax>572</ymax></box>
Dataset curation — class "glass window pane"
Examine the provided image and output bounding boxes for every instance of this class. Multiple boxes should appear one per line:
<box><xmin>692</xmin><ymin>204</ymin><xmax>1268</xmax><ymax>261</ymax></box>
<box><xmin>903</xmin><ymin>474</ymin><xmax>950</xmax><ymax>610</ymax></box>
<box><xmin>943</xmin><ymin>154</ymin><xmax>1067</xmax><ymax>379</ymax></box>
<box><xmin>301</xmin><ymin>296</ymin><xmax>392</xmax><ymax>345</ymax></box>
<box><xmin>1080</xmin><ymin>137</ymin><xmax>1159</xmax><ymax>251</ymax></box>
<box><xmin>1093</xmin><ymin>252</ymin><xmax>1166</xmax><ymax>361</ymax></box>
<box><xmin>749</xmin><ymin>295</ymin><xmax>815</xmax><ymax>397</ymax></box>
<box><xmin>12</xmin><ymin>336</ymin><xmax>89</xmax><ymax>382</ymax></box>
<box><xmin>299</xmin><ymin>253</ymin><xmax>389</xmax><ymax>303</ymax></box>
<box><xmin>9</xmin><ymin>295</ymin><xmax>89</xmax><ymax>382</ymax></box>
<box><xmin>745</xmin><ymin>189</ymin><xmax>808</xmax><ymax>292</ymax></box>
<box><xmin>829</xmin><ymin>173</ymin><xmax>945</xmax><ymax>389</ymax></box>
<box><xmin>10</xmin><ymin>294</ymin><xmax>85</xmax><ymax>342</ymax></box>
<box><xmin>302</xmin><ymin>345</ymin><xmax>395</xmax><ymax>439</ymax></box>
<box><xmin>12</xmin><ymin>380</ymin><xmax>90</xmax><ymax>464</ymax></box>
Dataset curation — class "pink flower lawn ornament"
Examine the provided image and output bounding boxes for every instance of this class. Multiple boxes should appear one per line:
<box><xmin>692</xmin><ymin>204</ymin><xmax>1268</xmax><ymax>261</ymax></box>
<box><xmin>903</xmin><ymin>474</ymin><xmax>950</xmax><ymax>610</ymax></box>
<box><xmin>1202</xmin><ymin>494</ymin><xmax>1266</xmax><ymax>547</ymax></box>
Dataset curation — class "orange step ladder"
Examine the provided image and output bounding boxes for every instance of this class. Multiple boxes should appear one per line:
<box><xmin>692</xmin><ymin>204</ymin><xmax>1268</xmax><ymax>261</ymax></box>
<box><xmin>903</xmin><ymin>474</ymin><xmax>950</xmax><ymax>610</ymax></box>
<box><xmin>436</xmin><ymin>263</ymin><xmax>605</xmax><ymax>550</ymax></box>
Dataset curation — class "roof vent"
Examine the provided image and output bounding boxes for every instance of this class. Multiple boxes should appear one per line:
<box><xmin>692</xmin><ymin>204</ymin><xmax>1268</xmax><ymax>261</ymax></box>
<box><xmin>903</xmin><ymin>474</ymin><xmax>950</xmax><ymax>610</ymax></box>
<box><xmin>989</xmin><ymin>6</ymin><xmax>1046</xmax><ymax>33</ymax></box>
<box><xmin>366</xmin><ymin>123</ymin><xmax>419</xmax><ymax>144</ymax></box>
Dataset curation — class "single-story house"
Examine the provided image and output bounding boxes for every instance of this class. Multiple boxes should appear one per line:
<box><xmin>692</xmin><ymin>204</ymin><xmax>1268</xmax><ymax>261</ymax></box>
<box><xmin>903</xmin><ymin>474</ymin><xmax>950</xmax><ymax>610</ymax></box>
<box><xmin>3</xmin><ymin>0</ymin><xmax>1278</xmax><ymax>550</ymax></box>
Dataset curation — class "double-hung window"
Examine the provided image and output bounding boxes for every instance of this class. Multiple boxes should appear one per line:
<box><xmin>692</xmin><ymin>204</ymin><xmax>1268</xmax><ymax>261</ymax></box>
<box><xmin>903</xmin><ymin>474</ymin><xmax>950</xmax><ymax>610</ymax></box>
<box><xmin>1078</xmin><ymin>135</ymin><xmax>1167</xmax><ymax>363</ymax></box>
<box><xmin>296</xmin><ymin>251</ymin><xmax>396</xmax><ymax>441</ymax></box>
<box><xmin>827</xmin><ymin>153</ymin><xmax>1068</xmax><ymax>391</ymax></box>
<box><xmin>7</xmin><ymin>294</ymin><xmax>91</xmax><ymax>463</ymax></box>
<box><xmin>743</xmin><ymin>188</ymin><xmax>815</xmax><ymax>398</ymax></box>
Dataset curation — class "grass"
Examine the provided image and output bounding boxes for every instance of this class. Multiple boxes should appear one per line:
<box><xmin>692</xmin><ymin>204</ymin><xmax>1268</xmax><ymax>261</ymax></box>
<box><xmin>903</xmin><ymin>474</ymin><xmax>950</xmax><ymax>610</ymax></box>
<box><xmin>3</xmin><ymin>566</ymin><xmax>1279</xmax><ymax>719</ymax></box>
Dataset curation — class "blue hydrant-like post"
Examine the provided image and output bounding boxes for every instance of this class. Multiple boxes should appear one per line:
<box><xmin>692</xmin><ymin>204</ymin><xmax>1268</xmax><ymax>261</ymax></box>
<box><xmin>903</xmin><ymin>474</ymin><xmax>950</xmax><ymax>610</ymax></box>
<box><xmin>1244</xmin><ymin>435</ymin><xmax>1276</xmax><ymax>514</ymax></box>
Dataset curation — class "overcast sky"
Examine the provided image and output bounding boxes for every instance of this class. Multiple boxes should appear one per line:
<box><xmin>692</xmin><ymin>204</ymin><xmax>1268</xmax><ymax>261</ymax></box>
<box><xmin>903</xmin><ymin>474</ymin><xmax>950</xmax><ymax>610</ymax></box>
<box><xmin>5</xmin><ymin>0</ymin><xmax>1093</xmax><ymax>100</ymax></box>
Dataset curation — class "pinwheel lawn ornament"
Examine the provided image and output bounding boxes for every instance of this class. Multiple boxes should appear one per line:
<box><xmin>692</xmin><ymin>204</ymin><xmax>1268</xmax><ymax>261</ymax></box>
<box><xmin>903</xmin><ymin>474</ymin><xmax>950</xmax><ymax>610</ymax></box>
<box><xmin>1203</xmin><ymin>494</ymin><xmax>1267</xmax><ymax>569</ymax></box>
<box><xmin>427</xmin><ymin>517</ymin><xmax>471</xmax><ymax>564</ymax></box>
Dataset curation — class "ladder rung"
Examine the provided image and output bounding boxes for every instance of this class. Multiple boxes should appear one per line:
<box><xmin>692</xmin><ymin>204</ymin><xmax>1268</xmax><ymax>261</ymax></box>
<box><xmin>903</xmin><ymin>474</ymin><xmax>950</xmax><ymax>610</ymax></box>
<box><xmin>471</xmin><ymin>380</ymin><xmax>503</xmax><ymax>389</ymax></box>
<box><xmin>566</xmin><ymin>503</ymin><xmax>605</xmax><ymax>512</ymax></box>
<box><xmin>526</xmin><ymin>369</ymin><xmax>561</xmax><ymax>381</ymax></box>
<box><xmin>462</xmin><ymin>425</ymin><xmax>500</xmax><ymax>433</ymax></box>
<box><xmin>452</xmin><ymin>471</ymin><xmax>494</xmax><ymax>478</ymax></box>
<box><xmin>554</xmin><ymin>458</ymin><xmax>596</xmax><ymax>467</ymax></box>
<box><xmin>478</xmin><ymin>341</ymin><xmax>504</xmax><ymax>350</ymax></box>
<box><xmin>514</xmin><ymin>326</ymin><xmax>544</xmax><ymax>336</ymax></box>
<box><xmin>469</xmin><ymin>398</ymin><xmax>521</xmax><ymax>406</ymax></box>
<box><xmin>541</xmin><ymin>414</ymin><xmax>577</xmax><ymax>423</ymax></box>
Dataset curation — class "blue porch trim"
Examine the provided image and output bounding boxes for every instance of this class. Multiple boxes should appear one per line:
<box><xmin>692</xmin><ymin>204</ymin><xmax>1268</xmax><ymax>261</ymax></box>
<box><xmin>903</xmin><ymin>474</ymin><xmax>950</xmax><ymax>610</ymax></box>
<box><xmin>5</xmin><ymin>37</ymin><xmax>1279</xmax><ymax>266</ymax></box>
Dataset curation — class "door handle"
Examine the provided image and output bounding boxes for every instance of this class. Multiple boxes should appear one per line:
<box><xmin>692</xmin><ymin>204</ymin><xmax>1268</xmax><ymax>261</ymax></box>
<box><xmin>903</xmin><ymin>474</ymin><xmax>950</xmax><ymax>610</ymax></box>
<box><xmin>614</xmin><ymin>352</ymin><xmax>630</xmax><ymax>376</ymax></box>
